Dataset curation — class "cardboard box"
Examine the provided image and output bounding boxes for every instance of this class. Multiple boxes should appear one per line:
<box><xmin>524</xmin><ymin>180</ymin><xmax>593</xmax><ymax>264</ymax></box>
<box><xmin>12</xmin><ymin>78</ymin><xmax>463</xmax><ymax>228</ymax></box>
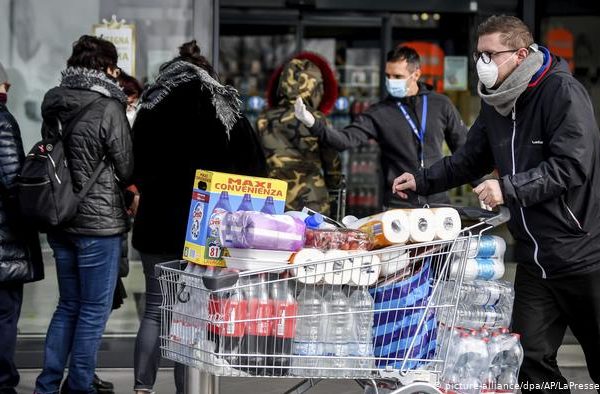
<box><xmin>183</xmin><ymin>170</ymin><xmax>288</xmax><ymax>267</ymax></box>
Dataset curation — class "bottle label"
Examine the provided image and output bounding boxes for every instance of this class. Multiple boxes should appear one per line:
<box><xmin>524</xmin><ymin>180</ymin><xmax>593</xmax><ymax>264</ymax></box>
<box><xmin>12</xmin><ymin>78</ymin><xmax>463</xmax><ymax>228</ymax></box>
<box><xmin>215</xmin><ymin>298</ymin><xmax>247</xmax><ymax>337</ymax></box>
<box><xmin>246</xmin><ymin>298</ymin><xmax>273</xmax><ymax>336</ymax></box>
<box><xmin>273</xmin><ymin>301</ymin><xmax>298</xmax><ymax>338</ymax></box>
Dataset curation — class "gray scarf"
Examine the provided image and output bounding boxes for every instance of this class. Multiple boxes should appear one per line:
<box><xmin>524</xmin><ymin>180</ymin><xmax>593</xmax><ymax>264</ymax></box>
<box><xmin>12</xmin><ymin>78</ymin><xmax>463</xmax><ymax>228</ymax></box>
<box><xmin>60</xmin><ymin>67</ymin><xmax>127</xmax><ymax>105</ymax></box>
<box><xmin>140</xmin><ymin>60</ymin><xmax>241</xmax><ymax>136</ymax></box>
<box><xmin>477</xmin><ymin>50</ymin><xmax>544</xmax><ymax>116</ymax></box>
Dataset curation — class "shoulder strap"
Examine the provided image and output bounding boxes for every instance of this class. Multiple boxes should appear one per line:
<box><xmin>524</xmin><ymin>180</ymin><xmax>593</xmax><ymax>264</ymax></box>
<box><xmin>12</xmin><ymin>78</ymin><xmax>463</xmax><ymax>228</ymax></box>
<box><xmin>78</xmin><ymin>157</ymin><xmax>107</xmax><ymax>198</ymax></box>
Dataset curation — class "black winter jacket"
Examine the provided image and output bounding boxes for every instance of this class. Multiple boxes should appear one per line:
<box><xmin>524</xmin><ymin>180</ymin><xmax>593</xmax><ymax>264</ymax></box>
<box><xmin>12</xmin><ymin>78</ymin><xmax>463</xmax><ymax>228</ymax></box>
<box><xmin>311</xmin><ymin>83</ymin><xmax>468</xmax><ymax>207</ymax></box>
<box><xmin>416</xmin><ymin>54</ymin><xmax>600</xmax><ymax>278</ymax></box>
<box><xmin>132</xmin><ymin>60</ymin><xmax>267</xmax><ymax>255</ymax></box>
<box><xmin>41</xmin><ymin>68</ymin><xmax>133</xmax><ymax>236</ymax></box>
<box><xmin>0</xmin><ymin>103</ymin><xmax>43</xmax><ymax>283</ymax></box>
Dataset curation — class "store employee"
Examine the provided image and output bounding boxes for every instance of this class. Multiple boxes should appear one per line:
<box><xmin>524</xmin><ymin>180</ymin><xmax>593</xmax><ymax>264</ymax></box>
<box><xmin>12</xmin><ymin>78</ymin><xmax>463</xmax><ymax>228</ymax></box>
<box><xmin>295</xmin><ymin>46</ymin><xmax>469</xmax><ymax>208</ymax></box>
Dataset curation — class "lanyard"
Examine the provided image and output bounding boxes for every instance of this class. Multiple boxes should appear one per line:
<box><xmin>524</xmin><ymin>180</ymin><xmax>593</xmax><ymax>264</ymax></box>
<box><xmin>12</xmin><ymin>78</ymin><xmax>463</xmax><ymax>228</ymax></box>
<box><xmin>397</xmin><ymin>95</ymin><xmax>428</xmax><ymax>167</ymax></box>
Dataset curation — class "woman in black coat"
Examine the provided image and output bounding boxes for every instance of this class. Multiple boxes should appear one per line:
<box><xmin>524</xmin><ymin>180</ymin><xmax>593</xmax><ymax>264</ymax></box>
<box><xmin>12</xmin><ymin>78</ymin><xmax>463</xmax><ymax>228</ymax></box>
<box><xmin>131</xmin><ymin>40</ymin><xmax>266</xmax><ymax>393</ymax></box>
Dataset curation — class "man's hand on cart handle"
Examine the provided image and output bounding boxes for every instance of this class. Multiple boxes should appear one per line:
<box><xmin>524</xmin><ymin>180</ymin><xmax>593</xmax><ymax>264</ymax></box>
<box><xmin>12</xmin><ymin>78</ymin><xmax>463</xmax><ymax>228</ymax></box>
<box><xmin>473</xmin><ymin>179</ymin><xmax>504</xmax><ymax>209</ymax></box>
<box><xmin>295</xmin><ymin>97</ymin><xmax>316</xmax><ymax>128</ymax></box>
<box><xmin>393</xmin><ymin>172</ymin><xmax>417</xmax><ymax>199</ymax></box>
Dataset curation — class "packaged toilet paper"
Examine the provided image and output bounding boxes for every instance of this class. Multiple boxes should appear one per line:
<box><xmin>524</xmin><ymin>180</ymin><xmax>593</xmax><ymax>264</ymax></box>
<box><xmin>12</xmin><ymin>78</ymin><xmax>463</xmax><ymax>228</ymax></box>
<box><xmin>289</xmin><ymin>248</ymin><xmax>326</xmax><ymax>284</ymax></box>
<box><xmin>346</xmin><ymin>210</ymin><xmax>410</xmax><ymax>249</ymax></box>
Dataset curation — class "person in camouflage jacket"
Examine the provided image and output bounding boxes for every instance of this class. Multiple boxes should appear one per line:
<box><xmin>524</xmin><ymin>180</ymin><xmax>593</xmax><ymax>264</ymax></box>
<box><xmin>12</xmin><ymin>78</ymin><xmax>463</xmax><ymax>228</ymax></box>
<box><xmin>257</xmin><ymin>52</ymin><xmax>342</xmax><ymax>215</ymax></box>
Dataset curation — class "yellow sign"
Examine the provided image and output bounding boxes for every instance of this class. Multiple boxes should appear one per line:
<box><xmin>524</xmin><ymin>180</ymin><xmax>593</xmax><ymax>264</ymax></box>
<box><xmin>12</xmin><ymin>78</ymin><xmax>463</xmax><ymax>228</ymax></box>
<box><xmin>93</xmin><ymin>15</ymin><xmax>136</xmax><ymax>76</ymax></box>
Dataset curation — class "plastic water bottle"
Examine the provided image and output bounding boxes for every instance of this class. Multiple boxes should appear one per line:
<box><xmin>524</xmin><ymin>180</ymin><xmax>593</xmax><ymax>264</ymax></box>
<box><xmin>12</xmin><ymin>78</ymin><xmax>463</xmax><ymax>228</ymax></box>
<box><xmin>480</xmin><ymin>367</ymin><xmax>498</xmax><ymax>394</ymax></box>
<box><xmin>448</xmin><ymin>332</ymin><xmax>489</xmax><ymax>378</ymax></box>
<box><xmin>460</xmin><ymin>280</ymin><xmax>514</xmax><ymax>307</ymax></box>
<box><xmin>269</xmin><ymin>273</ymin><xmax>298</xmax><ymax>376</ymax></box>
<box><xmin>496</xmin><ymin>367</ymin><xmax>519</xmax><ymax>394</ymax></box>
<box><xmin>349</xmin><ymin>288</ymin><xmax>375</xmax><ymax>373</ymax></box>
<box><xmin>291</xmin><ymin>287</ymin><xmax>326</xmax><ymax>377</ymax></box>
<box><xmin>322</xmin><ymin>286</ymin><xmax>353</xmax><ymax>377</ymax></box>
<box><xmin>454</xmin><ymin>304</ymin><xmax>511</xmax><ymax>329</ymax></box>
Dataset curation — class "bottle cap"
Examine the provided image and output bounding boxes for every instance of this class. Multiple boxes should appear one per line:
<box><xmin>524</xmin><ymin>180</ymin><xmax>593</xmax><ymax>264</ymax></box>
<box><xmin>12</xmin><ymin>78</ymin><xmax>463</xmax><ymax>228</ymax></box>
<box><xmin>305</xmin><ymin>213</ymin><xmax>324</xmax><ymax>229</ymax></box>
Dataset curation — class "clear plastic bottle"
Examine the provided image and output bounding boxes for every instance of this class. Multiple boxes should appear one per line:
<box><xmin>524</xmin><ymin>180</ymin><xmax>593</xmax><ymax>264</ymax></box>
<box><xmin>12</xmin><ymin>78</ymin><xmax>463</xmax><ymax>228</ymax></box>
<box><xmin>496</xmin><ymin>367</ymin><xmax>519</xmax><ymax>394</ymax></box>
<box><xmin>480</xmin><ymin>367</ymin><xmax>498</xmax><ymax>394</ymax></box>
<box><xmin>453</xmin><ymin>304</ymin><xmax>511</xmax><ymax>329</ymax></box>
<box><xmin>349</xmin><ymin>288</ymin><xmax>375</xmax><ymax>373</ymax></box>
<box><xmin>322</xmin><ymin>286</ymin><xmax>353</xmax><ymax>377</ymax></box>
<box><xmin>460</xmin><ymin>280</ymin><xmax>514</xmax><ymax>307</ymax></box>
<box><xmin>291</xmin><ymin>287</ymin><xmax>326</xmax><ymax>377</ymax></box>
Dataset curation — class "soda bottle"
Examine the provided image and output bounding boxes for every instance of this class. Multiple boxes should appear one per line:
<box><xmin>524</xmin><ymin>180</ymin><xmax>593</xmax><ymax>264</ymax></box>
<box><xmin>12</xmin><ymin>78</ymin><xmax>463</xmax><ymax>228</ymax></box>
<box><xmin>216</xmin><ymin>286</ymin><xmax>247</xmax><ymax>367</ymax></box>
<box><xmin>240</xmin><ymin>274</ymin><xmax>272</xmax><ymax>375</ymax></box>
<box><xmin>269</xmin><ymin>273</ymin><xmax>298</xmax><ymax>376</ymax></box>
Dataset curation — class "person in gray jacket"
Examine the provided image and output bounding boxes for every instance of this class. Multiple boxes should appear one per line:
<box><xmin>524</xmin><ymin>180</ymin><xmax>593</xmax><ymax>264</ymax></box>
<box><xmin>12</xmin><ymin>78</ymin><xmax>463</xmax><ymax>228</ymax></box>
<box><xmin>0</xmin><ymin>61</ymin><xmax>43</xmax><ymax>394</ymax></box>
<box><xmin>295</xmin><ymin>46</ymin><xmax>468</xmax><ymax>208</ymax></box>
<box><xmin>34</xmin><ymin>35</ymin><xmax>133</xmax><ymax>394</ymax></box>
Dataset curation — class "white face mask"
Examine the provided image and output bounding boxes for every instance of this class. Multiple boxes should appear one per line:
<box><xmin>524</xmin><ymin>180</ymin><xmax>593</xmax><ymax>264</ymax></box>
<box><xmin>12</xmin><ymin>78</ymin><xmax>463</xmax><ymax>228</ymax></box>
<box><xmin>476</xmin><ymin>52</ymin><xmax>516</xmax><ymax>89</ymax></box>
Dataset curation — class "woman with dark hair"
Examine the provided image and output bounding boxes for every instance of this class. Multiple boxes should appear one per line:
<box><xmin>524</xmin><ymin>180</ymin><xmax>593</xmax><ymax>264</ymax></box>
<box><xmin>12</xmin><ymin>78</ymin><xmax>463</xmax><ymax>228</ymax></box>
<box><xmin>34</xmin><ymin>35</ymin><xmax>133</xmax><ymax>394</ymax></box>
<box><xmin>117</xmin><ymin>72</ymin><xmax>143</xmax><ymax>126</ymax></box>
<box><xmin>131</xmin><ymin>39</ymin><xmax>266</xmax><ymax>394</ymax></box>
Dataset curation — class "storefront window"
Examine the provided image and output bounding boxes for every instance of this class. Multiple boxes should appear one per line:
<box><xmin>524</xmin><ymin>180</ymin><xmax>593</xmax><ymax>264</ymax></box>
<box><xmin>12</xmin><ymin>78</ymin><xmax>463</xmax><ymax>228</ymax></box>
<box><xmin>1</xmin><ymin>0</ymin><xmax>194</xmax><ymax>336</ymax></box>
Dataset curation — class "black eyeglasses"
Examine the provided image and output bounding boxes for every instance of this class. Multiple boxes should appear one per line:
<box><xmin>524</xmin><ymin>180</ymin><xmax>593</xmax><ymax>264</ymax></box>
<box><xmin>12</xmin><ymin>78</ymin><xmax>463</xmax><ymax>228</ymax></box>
<box><xmin>472</xmin><ymin>49</ymin><xmax>518</xmax><ymax>64</ymax></box>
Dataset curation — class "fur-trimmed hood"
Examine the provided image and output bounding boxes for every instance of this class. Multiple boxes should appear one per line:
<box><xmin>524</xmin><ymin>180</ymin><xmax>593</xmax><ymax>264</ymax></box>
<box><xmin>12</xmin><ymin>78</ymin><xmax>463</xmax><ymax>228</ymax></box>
<box><xmin>140</xmin><ymin>59</ymin><xmax>242</xmax><ymax>135</ymax></box>
<box><xmin>266</xmin><ymin>52</ymin><xmax>338</xmax><ymax>115</ymax></box>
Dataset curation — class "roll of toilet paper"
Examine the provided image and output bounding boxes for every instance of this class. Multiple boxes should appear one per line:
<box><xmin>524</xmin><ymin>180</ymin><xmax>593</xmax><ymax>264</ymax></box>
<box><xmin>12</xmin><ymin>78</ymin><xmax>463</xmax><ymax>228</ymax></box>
<box><xmin>432</xmin><ymin>208</ymin><xmax>462</xmax><ymax>241</ymax></box>
<box><xmin>450</xmin><ymin>257</ymin><xmax>505</xmax><ymax>281</ymax></box>
<box><xmin>378</xmin><ymin>250</ymin><xmax>412</xmax><ymax>277</ymax></box>
<box><xmin>347</xmin><ymin>210</ymin><xmax>410</xmax><ymax>249</ymax></box>
<box><xmin>349</xmin><ymin>254</ymin><xmax>381</xmax><ymax>286</ymax></box>
<box><xmin>290</xmin><ymin>248</ymin><xmax>326</xmax><ymax>284</ymax></box>
<box><xmin>406</xmin><ymin>209</ymin><xmax>437</xmax><ymax>243</ymax></box>
<box><xmin>323</xmin><ymin>250</ymin><xmax>353</xmax><ymax>285</ymax></box>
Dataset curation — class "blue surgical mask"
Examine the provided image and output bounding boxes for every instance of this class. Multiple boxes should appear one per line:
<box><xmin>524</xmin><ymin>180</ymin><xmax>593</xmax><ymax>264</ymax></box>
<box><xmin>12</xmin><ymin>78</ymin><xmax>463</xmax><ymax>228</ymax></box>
<box><xmin>386</xmin><ymin>78</ymin><xmax>408</xmax><ymax>98</ymax></box>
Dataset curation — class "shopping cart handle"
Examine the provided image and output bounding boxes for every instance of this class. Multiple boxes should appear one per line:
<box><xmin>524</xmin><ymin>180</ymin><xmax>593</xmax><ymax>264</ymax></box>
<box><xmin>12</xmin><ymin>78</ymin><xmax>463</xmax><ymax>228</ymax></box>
<box><xmin>428</xmin><ymin>204</ymin><xmax>510</xmax><ymax>226</ymax></box>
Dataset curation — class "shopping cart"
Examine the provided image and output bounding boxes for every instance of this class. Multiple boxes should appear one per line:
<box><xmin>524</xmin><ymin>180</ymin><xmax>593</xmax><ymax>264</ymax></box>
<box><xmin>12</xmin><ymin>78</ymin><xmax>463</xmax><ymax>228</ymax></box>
<box><xmin>156</xmin><ymin>206</ymin><xmax>510</xmax><ymax>394</ymax></box>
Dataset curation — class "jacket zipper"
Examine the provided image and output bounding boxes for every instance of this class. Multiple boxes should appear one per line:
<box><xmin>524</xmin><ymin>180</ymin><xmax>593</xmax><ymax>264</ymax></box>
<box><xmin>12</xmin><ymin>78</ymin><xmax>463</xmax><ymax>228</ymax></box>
<box><xmin>512</xmin><ymin>106</ymin><xmax>547</xmax><ymax>279</ymax></box>
<box><xmin>565</xmin><ymin>203</ymin><xmax>582</xmax><ymax>230</ymax></box>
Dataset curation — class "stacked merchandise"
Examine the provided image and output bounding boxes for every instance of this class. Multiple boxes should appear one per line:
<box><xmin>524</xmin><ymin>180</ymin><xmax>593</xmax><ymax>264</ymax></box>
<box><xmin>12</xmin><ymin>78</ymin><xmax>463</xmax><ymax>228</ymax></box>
<box><xmin>436</xmin><ymin>235</ymin><xmax>523</xmax><ymax>394</ymax></box>
<box><xmin>438</xmin><ymin>327</ymin><xmax>523</xmax><ymax>394</ymax></box>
